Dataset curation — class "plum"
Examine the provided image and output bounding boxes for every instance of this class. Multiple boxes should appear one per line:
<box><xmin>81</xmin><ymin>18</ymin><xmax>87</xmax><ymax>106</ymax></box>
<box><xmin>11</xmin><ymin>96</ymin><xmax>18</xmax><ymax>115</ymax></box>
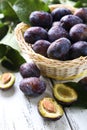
<box><xmin>47</xmin><ymin>37</ymin><xmax>71</xmax><ymax>60</ymax></box>
<box><xmin>29</xmin><ymin>11</ymin><xmax>53</xmax><ymax>29</ymax></box>
<box><xmin>19</xmin><ymin>77</ymin><xmax>46</xmax><ymax>96</ymax></box>
<box><xmin>38</xmin><ymin>97</ymin><xmax>64</xmax><ymax>120</ymax></box>
<box><xmin>69</xmin><ymin>23</ymin><xmax>87</xmax><ymax>42</ymax></box>
<box><xmin>53</xmin><ymin>84</ymin><xmax>78</xmax><ymax>106</ymax></box>
<box><xmin>48</xmin><ymin>26</ymin><xmax>69</xmax><ymax>42</ymax></box>
<box><xmin>60</xmin><ymin>14</ymin><xmax>83</xmax><ymax>31</ymax></box>
<box><xmin>69</xmin><ymin>41</ymin><xmax>87</xmax><ymax>59</ymax></box>
<box><xmin>74</xmin><ymin>8</ymin><xmax>87</xmax><ymax>23</ymax></box>
<box><xmin>24</xmin><ymin>27</ymin><xmax>48</xmax><ymax>44</ymax></box>
<box><xmin>19</xmin><ymin>62</ymin><xmax>40</xmax><ymax>78</ymax></box>
<box><xmin>32</xmin><ymin>40</ymin><xmax>50</xmax><ymax>56</ymax></box>
<box><xmin>0</xmin><ymin>72</ymin><xmax>15</xmax><ymax>89</ymax></box>
<box><xmin>51</xmin><ymin>7</ymin><xmax>72</xmax><ymax>21</ymax></box>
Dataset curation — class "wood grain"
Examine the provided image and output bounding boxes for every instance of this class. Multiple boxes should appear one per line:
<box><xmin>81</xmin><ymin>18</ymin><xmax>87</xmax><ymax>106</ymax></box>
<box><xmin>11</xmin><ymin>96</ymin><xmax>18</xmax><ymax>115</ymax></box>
<box><xmin>0</xmin><ymin>69</ymin><xmax>71</xmax><ymax>130</ymax></box>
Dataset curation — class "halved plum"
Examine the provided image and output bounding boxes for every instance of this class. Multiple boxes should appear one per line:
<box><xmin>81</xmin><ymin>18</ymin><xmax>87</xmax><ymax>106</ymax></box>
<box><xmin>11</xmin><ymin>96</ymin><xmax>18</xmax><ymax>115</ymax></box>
<box><xmin>38</xmin><ymin>97</ymin><xmax>64</xmax><ymax>120</ymax></box>
<box><xmin>53</xmin><ymin>84</ymin><xmax>78</xmax><ymax>106</ymax></box>
<box><xmin>0</xmin><ymin>72</ymin><xmax>15</xmax><ymax>89</ymax></box>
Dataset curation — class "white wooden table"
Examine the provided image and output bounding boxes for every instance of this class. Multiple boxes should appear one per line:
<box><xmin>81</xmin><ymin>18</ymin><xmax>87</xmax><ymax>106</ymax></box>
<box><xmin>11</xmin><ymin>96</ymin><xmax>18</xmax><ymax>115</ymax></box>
<box><xmin>0</xmin><ymin>56</ymin><xmax>87</xmax><ymax>130</ymax></box>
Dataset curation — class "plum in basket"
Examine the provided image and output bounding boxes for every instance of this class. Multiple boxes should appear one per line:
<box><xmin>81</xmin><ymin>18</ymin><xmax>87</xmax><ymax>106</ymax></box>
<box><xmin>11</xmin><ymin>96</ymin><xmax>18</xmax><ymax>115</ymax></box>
<box><xmin>69</xmin><ymin>41</ymin><xmax>87</xmax><ymax>59</ymax></box>
<box><xmin>29</xmin><ymin>11</ymin><xmax>53</xmax><ymax>29</ymax></box>
<box><xmin>51</xmin><ymin>7</ymin><xmax>72</xmax><ymax>21</ymax></box>
<box><xmin>47</xmin><ymin>37</ymin><xmax>71</xmax><ymax>60</ymax></box>
<box><xmin>32</xmin><ymin>40</ymin><xmax>50</xmax><ymax>56</ymax></box>
<box><xmin>24</xmin><ymin>27</ymin><xmax>48</xmax><ymax>44</ymax></box>
<box><xmin>48</xmin><ymin>25</ymin><xmax>69</xmax><ymax>42</ymax></box>
<box><xmin>74</xmin><ymin>8</ymin><xmax>87</xmax><ymax>23</ymax></box>
<box><xmin>69</xmin><ymin>23</ymin><xmax>87</xmax><ymax>42</ymax></box>
<box><xmin>60</xmin><ymin>14</ymin><xmax>83</xmax><ymax>31</ymax></box>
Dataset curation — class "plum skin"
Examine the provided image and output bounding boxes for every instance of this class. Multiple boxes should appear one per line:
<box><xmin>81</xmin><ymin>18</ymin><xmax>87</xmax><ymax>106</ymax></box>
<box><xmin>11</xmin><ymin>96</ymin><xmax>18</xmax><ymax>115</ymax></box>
<box><xmin>74</xmin><ymin>8</ymin><xmax>87</xmax><ymax>23</ymax></box>
<box><xmin>24</xmin><ymin>27</ymin><xmax>48</xmax><ymax>44</ymax></box>
<box><xmin>48</xmin><ymin>26</ymin><xmax>69</xmax><ymax>42</ymax></box>
<box><xmin>29</xmin><ymin>11</ymin><xmax>53</xmax><ymax>29</ymax></box>
<box><xmin>32</xmin><ymin>40</ymin><xmax>50</xmax><ymax>56</ymax></box>
<box><xmin>19</xmin><ymin>77</ymin><xmax>46</xmax><ymax>96</ymax></box>
<box><xmin>69</xmin><ymin>23</ymin><xmax>87</xmax><ymax>42</ymax></box>
<box><xmin>69</xmin><ymin>41</ymin><xmax>87</xmax><ymax>59</ymax></box>
<box><xmin>60</xmin><ymin>14</ymin><xmax>83</xmax><ymax>31</ymax></box>
<box><xmin>19</xmin><ymin>62</ymin><xmax>40</xmax><ymax>78</ymax></box>
<box><xmin>51</xmin><ymin>7</ymin><xmax>72</xmax><ymax>21</ymax></box>
<box><xmin>47</xmin><ymin>37</ymin><xmax>71</xmax><ymax>60</ymax></box>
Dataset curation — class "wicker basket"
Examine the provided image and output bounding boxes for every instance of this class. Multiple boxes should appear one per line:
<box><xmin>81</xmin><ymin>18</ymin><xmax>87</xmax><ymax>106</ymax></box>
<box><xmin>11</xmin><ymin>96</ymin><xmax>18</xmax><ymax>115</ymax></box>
<box><xmin>15</xmin><ymin>4</ymin><xmax>87</xmax><ymax>83</ymax></box>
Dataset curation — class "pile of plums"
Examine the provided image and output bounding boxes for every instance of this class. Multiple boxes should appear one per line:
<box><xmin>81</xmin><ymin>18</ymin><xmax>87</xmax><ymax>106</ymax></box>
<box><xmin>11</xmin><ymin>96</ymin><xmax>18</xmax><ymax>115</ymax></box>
<box><xmin>24</xmin><ymin>7</ymin><xmax>87</xmax><ymax>61</ymax></box>
<box><xmin>19</xmin><ymin>62</ymin><xmax>46</xmax><ymax>96</ymax></box>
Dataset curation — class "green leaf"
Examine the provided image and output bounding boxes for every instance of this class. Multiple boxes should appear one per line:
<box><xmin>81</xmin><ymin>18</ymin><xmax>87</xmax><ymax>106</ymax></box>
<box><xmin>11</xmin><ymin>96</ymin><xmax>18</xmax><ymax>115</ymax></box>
<box><xmin>0</xmin><ymin>32</ymin><xmax>26</xmax><ymax>71</ymax></box>
<box><xmin>0</xmin><ymin>23</ymin><xmax>8</xmax><ymax>40</ymax></box>
<box><xmin>66</xmin><ymin>82</ymin><xmax>87</xmax><ymax>108</ymax></box>
<box><xmin>1</xmin><ymin>56</ymin><xmax>16</xmax><ymax>70</ymax></box>
<box><xmin>6</xmin><ymin>0</ymin><xmax>17</xmax><ymax>5</ymax></box>
<box><xmin>0</xmin><ymin>0</ymin><xmax>18</xmax><ymax>21</ymax></box>
<box><xmin>1</xmin><ymin>32</ymin><xmax>20</xmax><ymax>51</ymax></box>
<box><xmin>0</xmin><ymin>44</ymin><xmax>7</xmax><ymax>59</ymax></box>
<box><xmin>0</xmin><ymin>44</ymin><xmax>26</xmax><ymax>71</ymax></box>
<box><xmin>13</xmin><ymin>0</ymin><xmax>50</xmax><ymax>24</ymax></box>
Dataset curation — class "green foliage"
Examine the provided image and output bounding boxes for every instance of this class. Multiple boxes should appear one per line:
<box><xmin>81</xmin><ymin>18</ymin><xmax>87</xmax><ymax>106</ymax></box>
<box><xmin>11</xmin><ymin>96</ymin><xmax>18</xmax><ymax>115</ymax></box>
<box><xmin>0</xmin><ymin>44</ymin><xmax>26</xmax><ymax>71</ymax></box>
<box><xmin>13</xmin><ymin>0</ymin><xmax>50</xmax><ymax>24</ymax></box>
<box><xmin>0</xmin><ymin>0</ymin><xmax>18</xmax><ymax>21</ymax></box>
<box><xmin>0</xmin><ymin>32</ymin><xmax>25</xmax><ymax>71</ymax></box>
<box><xmin>66</xmin><ymin>82</ymin><xmax>87</xmax><ymax>108</ymax></box>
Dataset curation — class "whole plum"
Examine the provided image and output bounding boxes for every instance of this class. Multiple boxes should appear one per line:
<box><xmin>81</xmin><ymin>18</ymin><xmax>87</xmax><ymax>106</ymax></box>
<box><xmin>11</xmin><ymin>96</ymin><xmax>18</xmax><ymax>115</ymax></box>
<box><xmin>74</xmin><ymin>8</ymin><xmax>87</xmax><ymax>23</ymax></box>
<box><xmin>32</xmin><ymin>40</ymin><xmax>50</xmax><ymax>56</ymax></box>
<box><xmin>19</xmin><ymin>77</ymin><xmax>46</xmax><ymax>96</ymax></box>
<box><xmin>60</xmin><ymin>14</ymin><xmax>83</xmax><ymax>31</ymax></box>
<box><xmin>29</xmin><ymin>11</ymin><xmax>53</xmax><ymax>29</ymax></box>
<box><xmin>51</xmin><ymin>7</ymin><xmax>72</xmax><ymax>21</ymax></box>
<box><xmin>24</xmin><ymin>27</ymin><xmax>48</xmax><ymax>44</ymax></box>
<box><xmin>69</xmin><ymin>23</ymin><xmax>87</xmax><ymax>42</ymax></box>
<box><xmin>48</xmin><ymin>26</ymin><xmax>69</xmax><ymax>42</ymax></box>
<box><xmin>47</xmin><ymin>37</ymin><xmax>71</xmax><ymax>60</ymax></box>
<box><xmin>69</xmin><ymin>41</ymin><xmax>87</xmax><ymax>59</ymax></box>
<box><xmin>19</xmin><ymin>62</ymin><xmax>40</xmax><ymax>78</ymax></box>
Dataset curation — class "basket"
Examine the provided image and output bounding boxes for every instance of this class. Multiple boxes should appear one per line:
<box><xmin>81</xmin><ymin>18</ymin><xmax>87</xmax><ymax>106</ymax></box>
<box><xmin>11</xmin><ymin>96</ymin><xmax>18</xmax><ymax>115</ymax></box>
<box><xmin>15</xmin><ymin>4</ymin><xmax>87</xmax><ymax>83</ymax></box>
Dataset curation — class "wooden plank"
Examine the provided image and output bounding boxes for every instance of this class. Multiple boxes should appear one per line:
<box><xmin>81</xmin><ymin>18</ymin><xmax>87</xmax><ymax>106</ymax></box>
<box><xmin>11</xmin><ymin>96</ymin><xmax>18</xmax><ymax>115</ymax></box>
<box><xmin>0</xmin><ymin>69</ymin><xmax>71</xmax><ymax>130</ymax></box>
<box><xmin>65</xmin><ymin>107</ymin><xmax>87</xmax><ymax>130</ymax></box>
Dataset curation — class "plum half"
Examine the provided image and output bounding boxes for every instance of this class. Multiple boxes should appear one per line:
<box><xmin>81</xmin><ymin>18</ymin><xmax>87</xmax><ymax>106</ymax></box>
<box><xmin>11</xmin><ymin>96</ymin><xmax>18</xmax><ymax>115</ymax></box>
<box><xmin>38</xmin><ymin>97</ymin><xmax>64</xmax><ymax>120</ymax></box>
<box><xmin>0</xmin><ymin>72</ymin><xmax>15</xmax><ymax>89</ymax></box>
<box><xmin>53</xmin><ymin>84</ymin><xmax>78</xmax><ymax>106</ymax></box>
